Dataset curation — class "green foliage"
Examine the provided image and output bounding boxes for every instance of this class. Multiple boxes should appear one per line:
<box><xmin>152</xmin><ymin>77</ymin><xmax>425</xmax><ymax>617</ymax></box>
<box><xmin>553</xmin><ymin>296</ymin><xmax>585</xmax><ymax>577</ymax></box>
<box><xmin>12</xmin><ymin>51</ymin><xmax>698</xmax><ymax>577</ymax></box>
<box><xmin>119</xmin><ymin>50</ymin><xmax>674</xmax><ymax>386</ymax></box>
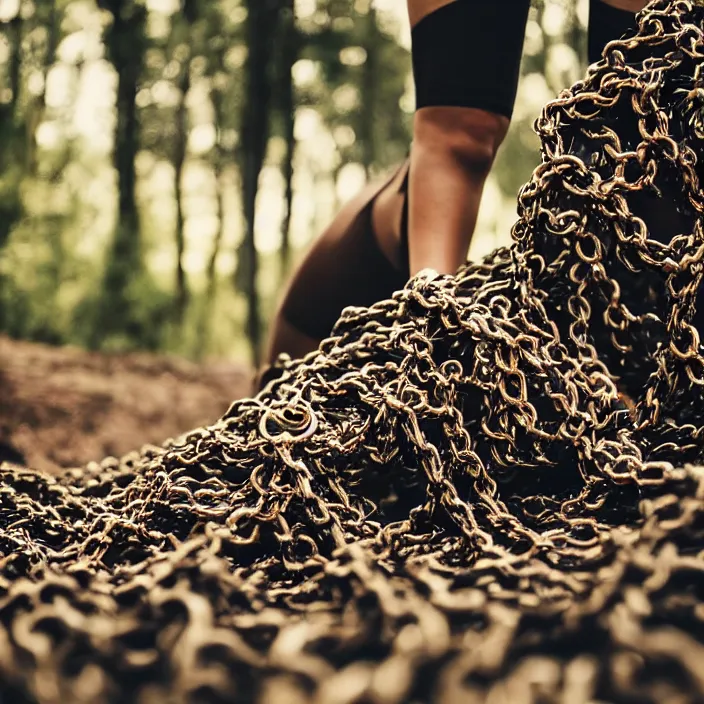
<box><xmin>74</xmin><ymin>266</ymin><xmax>173</xmax><ymax>352</ymax></box>
<box><xmin>1</xmin><ymin>214</ymin><xmax>66</xmax><ymax>345</ymax></box>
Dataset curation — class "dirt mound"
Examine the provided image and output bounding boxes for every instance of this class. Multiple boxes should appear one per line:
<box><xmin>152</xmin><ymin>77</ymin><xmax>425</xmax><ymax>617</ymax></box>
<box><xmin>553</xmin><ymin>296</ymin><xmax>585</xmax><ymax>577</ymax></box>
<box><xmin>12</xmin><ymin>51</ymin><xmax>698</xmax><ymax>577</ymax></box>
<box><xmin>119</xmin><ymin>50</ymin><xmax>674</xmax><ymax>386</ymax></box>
<box><xmin>0</xmin><ymin>335</ymin><xmax>251</xmax><ymax>473</ymax></box>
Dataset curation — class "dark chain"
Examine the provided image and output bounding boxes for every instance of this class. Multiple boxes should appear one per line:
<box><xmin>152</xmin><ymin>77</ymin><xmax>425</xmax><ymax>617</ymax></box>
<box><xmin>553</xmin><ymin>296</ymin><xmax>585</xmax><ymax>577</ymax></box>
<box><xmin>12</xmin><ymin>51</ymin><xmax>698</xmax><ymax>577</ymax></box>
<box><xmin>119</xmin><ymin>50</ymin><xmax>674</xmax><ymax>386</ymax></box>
<box><xmin>1</xmin><ymin>2</ymin><xmax>704</xmax><ymax>702</ymax></box>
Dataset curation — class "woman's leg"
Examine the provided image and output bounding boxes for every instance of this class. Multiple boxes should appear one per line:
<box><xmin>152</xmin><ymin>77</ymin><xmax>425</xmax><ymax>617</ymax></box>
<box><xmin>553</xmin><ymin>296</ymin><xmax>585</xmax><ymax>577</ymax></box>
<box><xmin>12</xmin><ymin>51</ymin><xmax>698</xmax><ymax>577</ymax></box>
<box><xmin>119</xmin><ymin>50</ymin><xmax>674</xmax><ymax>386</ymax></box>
<box><xmin>407</xmin><ymin>108</ymin><xmax>510</xmax><ymax>276</ymax></box>
<box><xmin>262</xmin><ymin>1</ymin><xmax>529</xmax><ymax>377</ymax></box>
<box><xmin>261</xmin><ymin>0</ymin><xmax>650</xmax><ymax>381</ymax></box>
<box><xmin>406</xmin><ymin>0</ymin><xmax>530</xmax><ymax>276</ymax></box>
<box><xmin>404</xmin><ymin>0</ymin><xmax>647</xmax><ymax>278</ymax></box>
<box><xmin>262</xmin><ymin>164</ymin><xmax>410</xmax><ymax>370</ymax></box>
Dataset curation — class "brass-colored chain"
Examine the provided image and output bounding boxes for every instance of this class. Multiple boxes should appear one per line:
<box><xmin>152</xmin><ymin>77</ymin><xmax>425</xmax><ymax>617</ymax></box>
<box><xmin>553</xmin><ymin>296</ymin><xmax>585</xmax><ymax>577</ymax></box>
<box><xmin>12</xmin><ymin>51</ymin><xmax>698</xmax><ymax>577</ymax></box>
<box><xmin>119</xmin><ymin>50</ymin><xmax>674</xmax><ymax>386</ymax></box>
<box><xmin>0</xmin><ymin>2</ymin><xmax>704</xmax><ymax>702</ymax></box>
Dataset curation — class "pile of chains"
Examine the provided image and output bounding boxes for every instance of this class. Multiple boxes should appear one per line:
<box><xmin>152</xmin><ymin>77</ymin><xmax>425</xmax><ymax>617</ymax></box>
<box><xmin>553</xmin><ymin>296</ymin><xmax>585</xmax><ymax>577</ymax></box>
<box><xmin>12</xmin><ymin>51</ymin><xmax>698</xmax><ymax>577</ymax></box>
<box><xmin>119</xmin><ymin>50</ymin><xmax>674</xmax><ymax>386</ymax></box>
<box><xmin>2</xmin><ymin>1</ymin><xmax>704</xmax><ymax>702</ymax></box>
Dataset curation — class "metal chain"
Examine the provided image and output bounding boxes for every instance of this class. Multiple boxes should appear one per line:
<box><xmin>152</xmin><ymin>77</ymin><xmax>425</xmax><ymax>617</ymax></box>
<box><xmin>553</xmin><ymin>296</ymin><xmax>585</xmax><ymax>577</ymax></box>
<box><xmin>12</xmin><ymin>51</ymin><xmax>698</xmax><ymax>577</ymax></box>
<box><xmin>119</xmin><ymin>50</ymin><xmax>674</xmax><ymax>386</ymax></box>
<box><xmin>1</xmin><ymin>2</ymin><xmax>704</xmax><ymax>702</ymax></box>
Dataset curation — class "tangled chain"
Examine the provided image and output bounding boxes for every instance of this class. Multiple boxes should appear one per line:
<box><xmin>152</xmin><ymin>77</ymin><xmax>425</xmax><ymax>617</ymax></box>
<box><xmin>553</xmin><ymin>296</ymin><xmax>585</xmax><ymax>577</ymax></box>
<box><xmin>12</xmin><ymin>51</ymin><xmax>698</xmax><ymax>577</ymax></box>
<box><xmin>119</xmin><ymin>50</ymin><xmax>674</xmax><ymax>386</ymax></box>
<box><xmin>2</xmin><ymin>2</ymin><xmax>704</xmax><ymax>702</ymax></box>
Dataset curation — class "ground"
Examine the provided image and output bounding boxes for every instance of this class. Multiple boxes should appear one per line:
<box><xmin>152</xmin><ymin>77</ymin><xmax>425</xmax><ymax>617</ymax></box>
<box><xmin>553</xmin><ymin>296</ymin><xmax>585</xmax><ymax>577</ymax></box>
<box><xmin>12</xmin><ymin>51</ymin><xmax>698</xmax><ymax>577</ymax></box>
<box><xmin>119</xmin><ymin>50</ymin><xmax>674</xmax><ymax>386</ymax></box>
<box><xmin>0</xmin><ymin>335</ymin><xmax>252</xmax><ymax>474</ymax></box>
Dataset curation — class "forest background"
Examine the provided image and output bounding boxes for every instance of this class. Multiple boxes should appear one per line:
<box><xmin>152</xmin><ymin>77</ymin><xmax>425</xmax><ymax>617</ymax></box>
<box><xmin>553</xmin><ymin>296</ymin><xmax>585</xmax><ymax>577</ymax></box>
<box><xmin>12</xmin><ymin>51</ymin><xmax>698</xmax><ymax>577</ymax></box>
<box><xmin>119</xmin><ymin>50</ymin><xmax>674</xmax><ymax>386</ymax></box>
<box><xmin>0</xmin><ymin>0</ymin><xmax>589</xmax><ymax>366</ymax></box>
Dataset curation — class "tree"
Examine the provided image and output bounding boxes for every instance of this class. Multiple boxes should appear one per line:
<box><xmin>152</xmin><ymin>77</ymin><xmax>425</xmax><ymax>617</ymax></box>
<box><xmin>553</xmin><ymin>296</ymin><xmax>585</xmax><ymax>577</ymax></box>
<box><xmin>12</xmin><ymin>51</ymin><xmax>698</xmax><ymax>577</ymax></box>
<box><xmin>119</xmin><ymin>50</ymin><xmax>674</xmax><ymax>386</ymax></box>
<box><xmin>275</xmin><ymin>0</ymin><xmax>298</xmax><ymax>269</ymax></box>
<box><xmin>359</xmin><ymin>5</ymin><xmax>377</xmax><ymax>175</ymax></box>
<box><xmin>170</xmin><ymin>0</ymin><xmax>199</xmax><ymax>326</ymax></box>
<box><xmin>236</xmin><ymin>0</ymin><xmax>284</xmax><ymax>364</ymax></box>
<box><xmin>92</xmin><ymin>0</ymin><xmax>148</xmax><ymax>347</ymax></box>
<box><xmin>25</xmin><ymin>0</ymin><xmax>60</xmax><ymax>176</ymax></box>
<box><xmin>0</xmin><ymin>5</ymin><xmax>24</xmax><ymax>329</ymax></box>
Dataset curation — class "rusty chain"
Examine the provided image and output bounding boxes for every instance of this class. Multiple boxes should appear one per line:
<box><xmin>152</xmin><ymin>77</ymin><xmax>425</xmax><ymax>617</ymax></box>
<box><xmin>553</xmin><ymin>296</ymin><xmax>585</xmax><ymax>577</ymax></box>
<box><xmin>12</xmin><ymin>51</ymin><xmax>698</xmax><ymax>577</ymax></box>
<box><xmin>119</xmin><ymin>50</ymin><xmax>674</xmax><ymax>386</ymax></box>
<box><xmin>1</xmin><ymin>1</ymin><xmax>704</xmax><ymax>701</ymax></box>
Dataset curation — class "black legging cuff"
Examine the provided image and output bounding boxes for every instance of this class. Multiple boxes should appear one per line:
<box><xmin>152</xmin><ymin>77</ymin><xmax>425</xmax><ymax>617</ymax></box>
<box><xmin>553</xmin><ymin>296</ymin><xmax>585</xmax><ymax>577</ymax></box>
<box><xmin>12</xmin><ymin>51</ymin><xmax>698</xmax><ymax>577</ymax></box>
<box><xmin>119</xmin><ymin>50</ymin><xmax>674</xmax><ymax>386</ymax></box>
<box><xmin>412</xmin><ymin>0</ymin><xmax>531</xmax><ymax>118</ymax></box>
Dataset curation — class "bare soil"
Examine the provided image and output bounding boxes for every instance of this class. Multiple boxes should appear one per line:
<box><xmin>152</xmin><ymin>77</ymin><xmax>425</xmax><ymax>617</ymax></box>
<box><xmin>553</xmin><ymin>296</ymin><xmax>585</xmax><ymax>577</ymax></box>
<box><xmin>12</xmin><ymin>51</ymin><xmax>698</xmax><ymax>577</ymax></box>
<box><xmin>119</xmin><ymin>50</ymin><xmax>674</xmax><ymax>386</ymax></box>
<box><xmin>0</xmin><ymin>336</ymin><xmax>252</xmax><ymax>474</ymax></box>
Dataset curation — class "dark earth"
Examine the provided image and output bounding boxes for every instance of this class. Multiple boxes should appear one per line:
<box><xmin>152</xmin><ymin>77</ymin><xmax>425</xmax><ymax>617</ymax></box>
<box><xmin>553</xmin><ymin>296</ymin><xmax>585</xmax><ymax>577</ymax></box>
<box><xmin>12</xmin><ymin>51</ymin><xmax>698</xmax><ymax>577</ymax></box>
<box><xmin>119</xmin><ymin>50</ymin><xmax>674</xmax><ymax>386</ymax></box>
<box><xmin>0</xmin><ymin>335</ymin><xmax>251</xmax><ymax>474</ymax></box>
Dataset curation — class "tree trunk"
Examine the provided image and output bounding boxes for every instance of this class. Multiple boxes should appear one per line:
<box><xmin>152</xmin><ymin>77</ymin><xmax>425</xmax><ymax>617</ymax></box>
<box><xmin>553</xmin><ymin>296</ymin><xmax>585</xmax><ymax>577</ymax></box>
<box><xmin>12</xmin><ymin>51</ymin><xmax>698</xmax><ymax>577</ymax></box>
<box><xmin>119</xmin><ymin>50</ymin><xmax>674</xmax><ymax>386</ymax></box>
<box><xmin>112</xmin><ymin>10</ymin><xmax>142</xmax><ymax>251</ymax></box>
<box><xmin>360</xmin><ymin>7</ymin><xmax>377</xmax><ymax>177</ymax></box>
<box><xmin>237</xmin><ymin>0</ymin><xmax>281</xmax><ymax>364</ymax></box>
<box><xmin>27</xmin><ymin>0</ymin><xmax>60</xmax><ymax>175</ymax></box>
<box><xmin>278</xmin><ymin>0</ymin><xmax>298</xmax><ymax>270</ymax></box>
<box><xmin>196</xmin><ymin>89</ymin><xmax>226</xmax><ymax>359</ymax></box>
<box><xmin>173</xmin><ymin>56</ymin><xmax>191</xmax><ymax>325</ymax></box>
<box><xmin>92</xmin><ymin>0</ymin><xmax>147</xmax><ymax>346</ymax></box>
<box><xmin>196</xmin><ymin>163</ymin><xmax>226</xmax><ymax>359</ymax></box>
<box><xmin>8</xmin><ymin>14</ymin><xmax>22</xmax><ymax>116</ymax></box>
<box><xmin>0</xmin><ymin>12</ymin><xmax>25</xmax><ymax>330</ymax></box>
<box><xmin>172</xmin><ymin>0</ymin><xmax>199</xmax><ymax>326</ymax></box>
